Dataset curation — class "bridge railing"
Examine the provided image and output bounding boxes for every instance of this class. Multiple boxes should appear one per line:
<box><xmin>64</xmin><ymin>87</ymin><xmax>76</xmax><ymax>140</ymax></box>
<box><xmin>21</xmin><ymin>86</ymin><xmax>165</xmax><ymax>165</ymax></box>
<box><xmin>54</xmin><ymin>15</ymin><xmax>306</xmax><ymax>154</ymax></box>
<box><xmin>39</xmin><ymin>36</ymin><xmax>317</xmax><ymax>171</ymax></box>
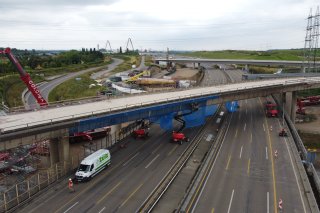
<box><xmin>2</xmin><ymin>77</ymin><xmax>320</xmax><ymax>134</ymax></box>
<box><xmin>273</xmin><ymin>95</ymin><xmax>320</xmax><ymax>210</ymax></box>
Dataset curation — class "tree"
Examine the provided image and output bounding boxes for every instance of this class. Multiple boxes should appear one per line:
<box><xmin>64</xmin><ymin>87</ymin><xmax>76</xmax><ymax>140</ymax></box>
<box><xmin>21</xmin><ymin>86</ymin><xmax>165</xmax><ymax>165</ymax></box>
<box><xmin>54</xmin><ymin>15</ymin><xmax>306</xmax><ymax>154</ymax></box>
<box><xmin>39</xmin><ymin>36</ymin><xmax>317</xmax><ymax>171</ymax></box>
<box><xmin>119</xmin><ymin>47</ymin><xmax>122</xmax><ymax>54</ymax></box>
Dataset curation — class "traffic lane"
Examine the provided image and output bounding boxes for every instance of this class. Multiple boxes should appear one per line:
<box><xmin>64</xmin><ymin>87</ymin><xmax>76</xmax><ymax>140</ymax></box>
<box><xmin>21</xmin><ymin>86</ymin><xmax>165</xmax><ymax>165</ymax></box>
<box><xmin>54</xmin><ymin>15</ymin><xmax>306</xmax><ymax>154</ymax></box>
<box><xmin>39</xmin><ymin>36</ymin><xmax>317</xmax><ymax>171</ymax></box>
<box><xmin>72</xmin><ymin>128</ymin><xmax>199</xmax><ymax>213</ymax></box>
<box><xmin>93</xmin><ymin>127</ymin><xmax>201</xmax><ymax>212</ymax></box>
<box><xmin>192</xmin><ymin>111</ymin><xmax>244</xmax><ymax>212</ymax></box>
<box><xmin>220</xmin><ymin>100</ymin><xmax>261</xmax><ymax>213</ymax></box>
<box><xmin>57</xmin><ymin>127</ymin><xmax>199</xmax><ymax>213</ymax></box>
<box><xmin>245</xmin><ymin>99</ymin><xmax>273</xmax><ymax>213</ymax></box>
<box><xmin>19</xmin><ymin>138</ymin><xmax>153</xmax><ymax>213</ymax></box>
<box><xmin>193</xmin><ymin>99</ymin><xmax>272</xmax><ymax>213</ymax></box>
<box><xmin>268</xmin><ymin>118</ymin><xmax>306</xmax><ymax>212</ymax></box>
<box><xmin>231</xmin><ymin>69</ymin><xmax>244</xmax><ymax>82</ymax></box>
<box><xmin>17</xmin><ymin>125</ymin><xmax>169</xmax><ymax>213</ymax></box>
<box><xmin>201</xmin><ymin>69</ymin><xmax>227</xmax><ymax>86</ymax></box>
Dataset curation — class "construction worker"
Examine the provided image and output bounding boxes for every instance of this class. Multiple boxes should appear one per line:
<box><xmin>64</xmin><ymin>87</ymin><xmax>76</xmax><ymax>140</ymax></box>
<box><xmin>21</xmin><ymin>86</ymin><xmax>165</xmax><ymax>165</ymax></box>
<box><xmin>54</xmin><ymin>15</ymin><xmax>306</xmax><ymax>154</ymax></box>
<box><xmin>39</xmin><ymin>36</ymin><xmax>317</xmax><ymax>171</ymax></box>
<box><xmin>274</xmin><ymin>150</ymin><xmax>278</xmax><ymax>158</ymax></box>
<box><xmin>68</xmin><ymin>178</ymin><xmax>75</xmax><ymax>193</ymax></box>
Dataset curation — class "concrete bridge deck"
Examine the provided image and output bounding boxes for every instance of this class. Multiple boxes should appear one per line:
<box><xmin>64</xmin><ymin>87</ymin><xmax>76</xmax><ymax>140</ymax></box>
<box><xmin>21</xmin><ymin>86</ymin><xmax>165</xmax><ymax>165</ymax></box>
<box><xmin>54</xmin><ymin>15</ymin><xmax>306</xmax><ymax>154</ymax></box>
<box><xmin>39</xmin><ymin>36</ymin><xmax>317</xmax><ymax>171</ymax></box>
<box><xmin>1</xmin><ymin>77</ymin><xmax>320</xmax><ymax>135</ymax></box>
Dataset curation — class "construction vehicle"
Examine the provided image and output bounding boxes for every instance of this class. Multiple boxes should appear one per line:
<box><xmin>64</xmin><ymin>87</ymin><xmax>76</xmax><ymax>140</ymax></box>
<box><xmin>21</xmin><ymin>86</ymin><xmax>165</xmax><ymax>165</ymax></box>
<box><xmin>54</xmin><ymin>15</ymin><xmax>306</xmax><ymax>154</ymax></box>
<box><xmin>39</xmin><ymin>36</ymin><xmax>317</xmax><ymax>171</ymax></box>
<box><xmin>172</xmin><ymin>131</ymin><xmax>189</xmax><ymax>145</ymax></box>
<box><xmin>125</xmin><ymin>70</ymin><xmax>150</xmax><ymax>83</ymax></box>
<box><xmin>132</xmin><ymin>128</ymin><xmax>149</xmax><ymax>139</ymax></box>
<box><xmin>265</xmin><ymin>102</ymin><xmax>278</xmax><ymax>117</ymax></box>
<box><xmin>132</xmin><ymin>120</ymin><xmax>150</xmax><ymax>139</ymax></box>
<box><xmin>69</xmin><ymin>127</ymin><xmax>111</xmax><ymax>143</ymax></box>
<box><xmin>296</xmin><ymin>96</ymin><xmax>320</xmax><ymax>115</ymax></box>
<box><xmin>172</xmin><ymin>104</ymin><xmax>198</xmax><ymax>144</ymax></box>
<box><xmin>296</xmin><ymin>99</ymin><xmax>306</xmax><ymax>115</ymax></box>
<box><xmin>0</xmin><ymin>48</ymin><xmax>48</xmax><ymax>107</ymax></box>
<box><xmin>279</xmin><ymin>129</ymin><xmax>288</xmax><ymax>137</ymax></box>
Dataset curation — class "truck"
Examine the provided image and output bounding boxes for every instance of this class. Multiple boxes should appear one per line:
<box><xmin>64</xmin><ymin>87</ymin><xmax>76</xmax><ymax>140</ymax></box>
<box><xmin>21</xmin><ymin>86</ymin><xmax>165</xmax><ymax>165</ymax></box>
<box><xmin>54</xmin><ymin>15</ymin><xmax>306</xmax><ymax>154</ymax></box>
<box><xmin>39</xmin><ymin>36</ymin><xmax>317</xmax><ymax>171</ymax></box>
<box><xmin>75</xmin><ymin>149</ymin><xmax>111</xmax><ymax>182</ymax></box>
<box><xmin>265</xmin><ymin>102</ymin><xmax>278</xmax><ymax>117</ymax></box>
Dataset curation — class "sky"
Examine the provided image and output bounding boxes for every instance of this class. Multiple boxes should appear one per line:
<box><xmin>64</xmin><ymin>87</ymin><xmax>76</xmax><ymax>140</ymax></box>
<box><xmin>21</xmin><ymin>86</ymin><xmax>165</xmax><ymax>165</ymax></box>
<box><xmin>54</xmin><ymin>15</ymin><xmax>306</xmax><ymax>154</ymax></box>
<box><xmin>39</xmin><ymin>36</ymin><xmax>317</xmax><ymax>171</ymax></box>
<box><xmin>0</xmin><ymin>0</ymin><xmax>319</xmax><ymax>51</ymax></box>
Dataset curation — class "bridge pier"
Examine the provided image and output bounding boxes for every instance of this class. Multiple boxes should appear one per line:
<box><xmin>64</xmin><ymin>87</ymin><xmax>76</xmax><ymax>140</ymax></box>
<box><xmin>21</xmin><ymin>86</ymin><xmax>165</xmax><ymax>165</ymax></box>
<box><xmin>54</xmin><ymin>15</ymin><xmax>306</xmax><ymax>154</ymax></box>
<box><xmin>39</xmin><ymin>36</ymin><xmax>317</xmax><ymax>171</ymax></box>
<box><xmin>290</xmin><ymin>91</ymin><xmax>297</xmax><ymax>123</ymax></box>
<box><xmin>50</xmin><ymin>128</ymin><xmax>70</xmax><ymax>166</ymax></box>
<box><xmin>192</xmin><ymin>63</ymin><xmax>201</xmax><ymax>69</ymax></box>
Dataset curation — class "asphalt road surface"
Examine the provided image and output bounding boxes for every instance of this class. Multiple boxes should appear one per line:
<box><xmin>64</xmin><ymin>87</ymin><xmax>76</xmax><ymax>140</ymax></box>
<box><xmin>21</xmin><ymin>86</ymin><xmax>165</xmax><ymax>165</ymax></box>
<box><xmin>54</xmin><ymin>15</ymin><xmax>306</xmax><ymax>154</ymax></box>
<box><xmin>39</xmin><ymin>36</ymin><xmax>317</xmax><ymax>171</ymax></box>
<box><xmin>191</xmin><ymin>98</ymin><xmax>309</xmax><ymax>213</ymax></box>
<box><xmin>24</xmin><ymin>58</ymin><xmax>123</xmax><ymax>109</ymax></box>
<box><xmin>16</xmin><ymin>62</ymin><xmax>232</xmax><ymax>213</ymax></box>
<box><xmin>17</xmin><ymin>125</ymin><xmax>200</xmax><ymax>213</ymax></box>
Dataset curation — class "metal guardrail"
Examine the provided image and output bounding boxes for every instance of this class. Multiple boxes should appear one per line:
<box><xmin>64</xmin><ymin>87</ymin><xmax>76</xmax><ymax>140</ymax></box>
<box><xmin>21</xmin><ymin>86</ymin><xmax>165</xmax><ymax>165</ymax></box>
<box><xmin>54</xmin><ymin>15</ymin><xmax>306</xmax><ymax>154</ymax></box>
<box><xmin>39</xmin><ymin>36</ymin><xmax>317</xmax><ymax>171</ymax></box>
<box><xmin>3</xmin><ymin>77</ymin><xmax>320</xmax><ymax>134</ymax></box>
<box><xmin>137</xmin><ymin>115</ymin><xmax>217</xmax><ymax>212</ymax></box>
<box><xmin>178</xmin><ymin>113</ymin><xmax>230</xmax><ymax>212</ymax></box>
<box><xmin>273</xmin><ymin>95</ymin><xmax>320</xmax><ymax>211</ymax></box>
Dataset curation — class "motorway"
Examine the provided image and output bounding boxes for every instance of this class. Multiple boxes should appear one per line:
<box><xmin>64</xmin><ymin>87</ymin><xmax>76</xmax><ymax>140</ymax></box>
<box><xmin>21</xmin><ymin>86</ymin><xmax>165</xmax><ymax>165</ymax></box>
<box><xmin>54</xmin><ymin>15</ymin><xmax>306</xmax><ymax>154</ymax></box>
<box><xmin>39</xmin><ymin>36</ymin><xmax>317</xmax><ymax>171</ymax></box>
<box><xmin>190</xmin><ymin>97</ymin><xmax>309</xmax><ymax>213</ymax></box>
<box><xmin>17</xmin><ymin>123</ymin><xmax>201</xmax><ymax>213</ymax></box>
<box><xmin>13</xmin><ymin>67</ymin><xmax>316</xmax><ymax>213</ymax></box>
<box><xmin>16</xmin><ymin>66</ymin><xmax>231</xmax><ymax>213</ymax></box>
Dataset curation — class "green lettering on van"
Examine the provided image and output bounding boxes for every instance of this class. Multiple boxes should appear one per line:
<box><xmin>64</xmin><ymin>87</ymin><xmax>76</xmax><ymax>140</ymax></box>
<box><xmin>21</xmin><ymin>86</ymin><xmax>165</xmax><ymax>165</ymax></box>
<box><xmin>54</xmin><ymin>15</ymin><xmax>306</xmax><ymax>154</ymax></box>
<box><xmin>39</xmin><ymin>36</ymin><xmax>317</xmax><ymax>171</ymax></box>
<box><xmin>99</xmin><ymin>153</ymin><xmax>109</xmax><ymax>162</ymax></box>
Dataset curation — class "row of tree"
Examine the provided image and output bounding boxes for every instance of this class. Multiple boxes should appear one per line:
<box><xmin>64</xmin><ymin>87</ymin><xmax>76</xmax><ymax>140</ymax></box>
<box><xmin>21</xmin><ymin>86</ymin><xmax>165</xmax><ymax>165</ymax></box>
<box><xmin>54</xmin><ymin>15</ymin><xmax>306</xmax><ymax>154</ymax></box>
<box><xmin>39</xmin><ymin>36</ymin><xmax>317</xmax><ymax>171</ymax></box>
<box><xmin>0</xmin><ymin>48</ymin><xmax>104</xmax><ymax>73</ymax></box>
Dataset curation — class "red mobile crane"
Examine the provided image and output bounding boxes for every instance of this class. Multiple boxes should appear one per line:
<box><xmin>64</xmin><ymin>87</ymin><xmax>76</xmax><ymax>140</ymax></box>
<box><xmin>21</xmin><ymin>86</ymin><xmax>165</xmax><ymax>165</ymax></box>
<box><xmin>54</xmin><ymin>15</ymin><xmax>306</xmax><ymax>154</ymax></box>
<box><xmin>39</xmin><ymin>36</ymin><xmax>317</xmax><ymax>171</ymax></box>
<box><xmin>0</xmin><ymin>48</ymin><xmax>48</xmax><ymax>107</ymax></box>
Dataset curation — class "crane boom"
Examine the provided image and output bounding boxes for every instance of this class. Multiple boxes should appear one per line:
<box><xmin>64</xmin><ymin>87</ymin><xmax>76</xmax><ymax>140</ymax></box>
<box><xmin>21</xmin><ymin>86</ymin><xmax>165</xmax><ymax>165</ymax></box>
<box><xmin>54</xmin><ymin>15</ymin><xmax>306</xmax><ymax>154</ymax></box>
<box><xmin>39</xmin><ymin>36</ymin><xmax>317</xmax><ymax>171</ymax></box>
<box><xmin>0</xmin><ymin>48</ymin><xmax>48</xmax><ymax>107</ymax></box>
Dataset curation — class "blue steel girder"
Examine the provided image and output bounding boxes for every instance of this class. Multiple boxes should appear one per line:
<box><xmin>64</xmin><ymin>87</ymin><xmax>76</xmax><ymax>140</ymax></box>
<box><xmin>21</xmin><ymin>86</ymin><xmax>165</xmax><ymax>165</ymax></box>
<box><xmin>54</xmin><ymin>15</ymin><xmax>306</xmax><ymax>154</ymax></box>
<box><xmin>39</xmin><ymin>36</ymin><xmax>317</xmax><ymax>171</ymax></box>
<box><xmin>69</xmin><ymin>94</ymin><xmax>219</xmax><ymax>134</ymax></box>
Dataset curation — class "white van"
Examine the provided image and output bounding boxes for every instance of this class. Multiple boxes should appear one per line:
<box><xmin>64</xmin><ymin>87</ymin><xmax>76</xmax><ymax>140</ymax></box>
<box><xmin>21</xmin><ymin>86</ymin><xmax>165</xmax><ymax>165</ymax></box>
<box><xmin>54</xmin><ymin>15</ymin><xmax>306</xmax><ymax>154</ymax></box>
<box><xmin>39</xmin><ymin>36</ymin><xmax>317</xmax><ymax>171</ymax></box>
<box><xmin>75</xmin><ymin>149</ymin><xmax>111</xmax><ymax>181</ymax></box>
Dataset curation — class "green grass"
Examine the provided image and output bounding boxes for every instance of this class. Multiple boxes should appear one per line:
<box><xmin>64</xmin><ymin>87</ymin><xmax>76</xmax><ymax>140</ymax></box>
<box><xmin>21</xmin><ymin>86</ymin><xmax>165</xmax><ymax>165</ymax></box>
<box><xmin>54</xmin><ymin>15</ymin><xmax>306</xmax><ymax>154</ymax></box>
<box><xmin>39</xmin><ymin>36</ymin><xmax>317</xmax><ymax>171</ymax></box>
<box><xmin>48</xmin><ymin>55</ymin><xmax>140</xmax><ymax>102</ymax></box>
<box><xmin>298</xmin><ymin>88</ymin><xmax>320</xmax><ymax>97</ymax></box>
<box><xmin>299</xmin><ymin>132</ymin><xmax>320</xmax><ymax>149</ymax></box>
<box><xmin>181</xmin><ymin>49</ymin><xmax>305</xmax><ymax>61</ymax></box>
<box><xmin>111</xmin><ymin>55</ymin><xmax>140</xmax><ymax>73</ymax></box>
<box><xmin>1</xmin><ymin>57</ymin><xmax>112</xmax><ymax>108</ymax></box>
<box><xmin>49</xmin><ymin>73</ymin><xmax>102</xmax><ymax>102</ymax></box>
<box><xmin>144</xmin><ymin>55</ymin><xmax>153</xmax><ymax>66</ymax></box>
<box><xmin>28</xmin><ymin>57</ymin><xmax>112</xmax><ymax>78</ymax></box>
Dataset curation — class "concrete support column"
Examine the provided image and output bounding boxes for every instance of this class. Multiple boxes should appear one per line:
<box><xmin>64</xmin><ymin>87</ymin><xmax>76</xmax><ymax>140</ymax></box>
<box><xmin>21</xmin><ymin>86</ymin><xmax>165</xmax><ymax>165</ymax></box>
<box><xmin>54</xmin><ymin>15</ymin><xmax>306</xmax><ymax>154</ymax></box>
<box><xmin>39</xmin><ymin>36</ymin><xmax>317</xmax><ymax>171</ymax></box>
<box><xmin>58</xmin><ymin>135</ymin><xmax>70</xmax><ymax>163</ymax></box>
<box><xmin>50</xmin><ymin>139</ymin><xmax>59</xmax><ymax>166</ymax></box>
<box><xmin>193</xmin><ymin>63</ymin><xmax>195</xmax><ymax>69</ymax></box>
<box><xmin>197</xmin><ymin>63</ymin><xmax>200</xmax><ymax>69</ymax></box>
<box><xmin>290</xmin><ymin>91</ymin><xmax>297</xmax><ymax>123</ymax></box>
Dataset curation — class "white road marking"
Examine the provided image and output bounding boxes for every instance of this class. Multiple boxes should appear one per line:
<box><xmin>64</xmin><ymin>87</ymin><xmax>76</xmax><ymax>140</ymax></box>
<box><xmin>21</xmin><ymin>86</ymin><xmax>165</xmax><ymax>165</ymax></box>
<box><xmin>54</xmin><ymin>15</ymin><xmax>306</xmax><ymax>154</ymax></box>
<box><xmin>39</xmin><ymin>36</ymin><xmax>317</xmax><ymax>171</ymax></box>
<box><xmin>266</xmin><ymin>147</ymin><xmax>268</xmax><ymax>160</ymax></box>
<box><xmin>123</xmin><ymin>152</ymin><xmax>140</xmax><ymax>166</ymax></box>
<box><xmin>98</xmin><ymin>207</ymin><xmax>106</xmax><ymax>213</ymax></box>
<box><xmin>263</xmin><ymin>123</ymin><xmax>265</xmax><ymax>132</ymax></box>
<box><xmin>191</xmin><ymin>113</ymin><xmax>234</xmax><ymax>213</ymax></box>
<box><xmin>145</xmin><ymin>154</ymin><xmax>160</xmax><ymax>169</ymax></box>
<box><xmin>267</xmin><ymin>192</ymin><xmax>270</xmax><ymax>213</ymax></box>
<box><xmin>244</xmin><ymin>123</ymin><xmax>246</xmax><ymax>131</ymax></box>
<box><xmin>240</xmin><ymin>146</ymin><xmax>243</xmax><ymax>159</ymax></box>
<box><xmin>279</xmin><ymin>123</ymin><xmax>307</xmax><ymax>213</ymax></box>
<box><xmin>63</xmin><ymin>202</ymin><xmax>79</xmax><ymax>213</ymax></box>
<box><xmin>227</xmin><ymin>189</ymin><xmax>235</xmax><ymax>213</ymax></box>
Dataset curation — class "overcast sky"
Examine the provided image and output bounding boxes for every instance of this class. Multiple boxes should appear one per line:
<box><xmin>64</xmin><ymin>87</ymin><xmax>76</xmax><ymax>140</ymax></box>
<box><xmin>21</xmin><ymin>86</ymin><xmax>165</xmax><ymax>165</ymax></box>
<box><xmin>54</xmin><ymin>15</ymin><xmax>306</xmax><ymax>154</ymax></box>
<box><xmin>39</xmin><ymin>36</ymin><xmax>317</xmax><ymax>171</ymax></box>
<box><xmin>0</xmin><ymin>0</ymin><xmax>319</xmax><ymax>51</ymax></box>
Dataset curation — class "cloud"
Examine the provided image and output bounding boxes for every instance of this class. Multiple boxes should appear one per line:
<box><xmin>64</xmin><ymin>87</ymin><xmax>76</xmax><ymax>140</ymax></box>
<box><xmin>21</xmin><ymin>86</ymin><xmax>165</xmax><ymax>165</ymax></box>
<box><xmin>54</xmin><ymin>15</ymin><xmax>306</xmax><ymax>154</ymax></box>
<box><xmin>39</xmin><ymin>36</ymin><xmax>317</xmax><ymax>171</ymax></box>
<box><xmin>0</xmin><ymin>0</ymin><xmax>318</xmax><ymax>50</ymax></box>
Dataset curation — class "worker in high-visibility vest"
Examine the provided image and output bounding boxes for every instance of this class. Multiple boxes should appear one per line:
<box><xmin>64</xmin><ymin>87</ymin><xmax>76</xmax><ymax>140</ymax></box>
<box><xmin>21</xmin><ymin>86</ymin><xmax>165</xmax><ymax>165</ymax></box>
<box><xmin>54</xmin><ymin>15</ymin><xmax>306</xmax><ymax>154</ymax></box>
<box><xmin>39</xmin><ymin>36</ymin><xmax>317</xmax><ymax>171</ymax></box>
<box><xmin>68</xmin><ymin>178</ymin><xmax>75</xmax><ymax>192</ymax></box>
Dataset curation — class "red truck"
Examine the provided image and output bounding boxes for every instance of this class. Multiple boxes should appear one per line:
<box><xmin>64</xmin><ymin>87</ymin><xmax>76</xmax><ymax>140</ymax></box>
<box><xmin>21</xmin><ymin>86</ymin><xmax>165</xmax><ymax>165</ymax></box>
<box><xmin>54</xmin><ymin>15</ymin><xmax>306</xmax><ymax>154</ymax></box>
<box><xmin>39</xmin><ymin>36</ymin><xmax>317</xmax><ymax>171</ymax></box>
<box><xmin>266</xmin><ymin>102</ymin><xmax>278</xmax><ymax>117</ymax></box>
